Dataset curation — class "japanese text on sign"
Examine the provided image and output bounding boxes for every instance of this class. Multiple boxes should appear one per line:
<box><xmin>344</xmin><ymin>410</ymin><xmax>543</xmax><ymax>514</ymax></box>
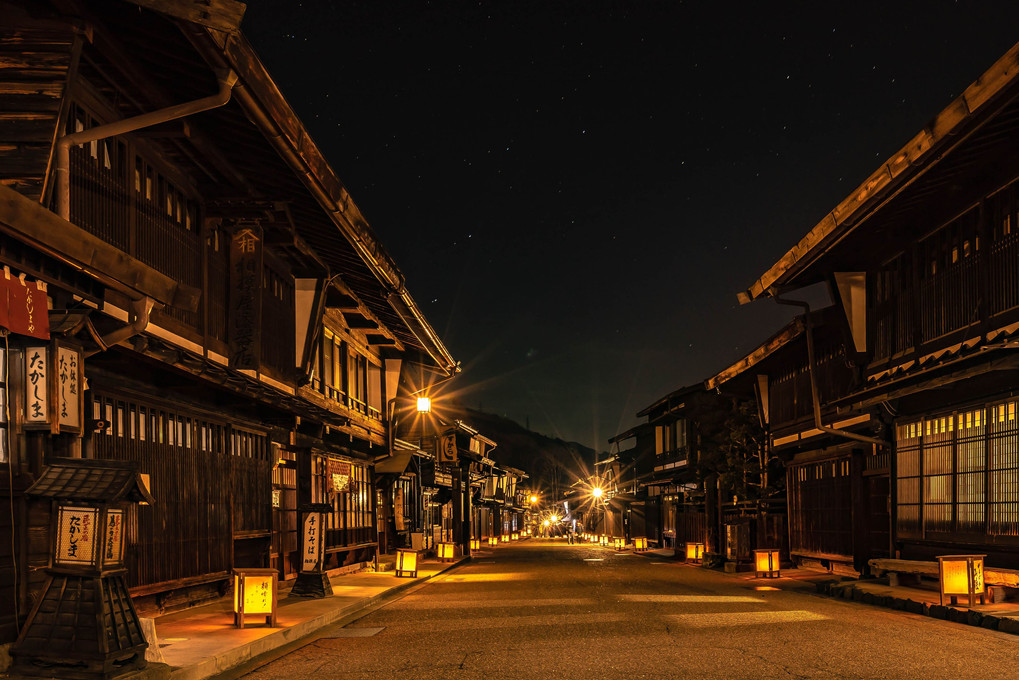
<box><xmin>57</xmin><ymin>346</ymin><xmax>81</xmax><ymax>430</ymax></box>
<box><xmin>56</xmin><ymin>506</ymin><xmax>98</xmax><ymax>566</ymax></box>
<box><xmin>25</xmin><ymin>346</ymin><xmax>48</xmax><ymax>424</ymax></box>
<box><xmin>104</xmin><ymin>509</ymin><xmax>123</xmax><ymax>564</ymax></box>
<box><xmin>302</xmin><ymin>513</ymin><xmax>321</xmax><ymax>571</ymax></box>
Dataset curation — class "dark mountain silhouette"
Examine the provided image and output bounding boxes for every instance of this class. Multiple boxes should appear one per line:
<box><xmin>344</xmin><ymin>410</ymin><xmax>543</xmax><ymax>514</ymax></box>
<box><xmin>447</xmin><ymin>406</ymin><xmax>599</xmax><ymax>501</ymax></box>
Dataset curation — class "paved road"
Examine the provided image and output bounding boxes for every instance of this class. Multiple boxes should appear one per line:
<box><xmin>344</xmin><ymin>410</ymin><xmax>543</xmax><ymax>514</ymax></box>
<box><xmin>240</xmin><ymin>541</ymin><xmax>1018</xmax><ymax>679</ymax></box>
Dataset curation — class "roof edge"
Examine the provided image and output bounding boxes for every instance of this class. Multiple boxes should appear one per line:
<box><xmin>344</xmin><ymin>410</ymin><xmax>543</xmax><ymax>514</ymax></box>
<box><xmin>739</xmin><ymin>40</ymin><xmax>1019</xmax><ymax>304</ymax></box>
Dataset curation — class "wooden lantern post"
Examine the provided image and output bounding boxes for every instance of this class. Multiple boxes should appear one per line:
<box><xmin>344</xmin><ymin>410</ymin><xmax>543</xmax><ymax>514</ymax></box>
<box><xmin>12</xmin><ymin>458</ymin><xmax>154</xmax><ymax>679</ymax></box>
<box><xmin>291</xmin><ymin>503</ymin><xmax>333</xmax><ymax>598</ymax></box>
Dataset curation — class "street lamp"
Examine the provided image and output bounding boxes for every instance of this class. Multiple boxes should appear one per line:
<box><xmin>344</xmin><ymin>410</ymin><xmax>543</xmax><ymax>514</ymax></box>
<box><xmin>416</xmin><ymin>397</ymin><xmax>431</xmax><ymax>413</ymax></box>
<box><xmin>592</xmin><ymin>487</ymin><xmax>603</xmax><ymax>498</ymax></box>
<box><xmin>529</xmin><ymin>495</ymin><xmax>538</xmax><ymax>504</ymax></box>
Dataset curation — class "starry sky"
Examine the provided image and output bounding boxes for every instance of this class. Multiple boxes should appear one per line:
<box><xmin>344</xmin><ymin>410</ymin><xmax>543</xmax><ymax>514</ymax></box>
<box><xmin>243</xmin><ymin>1</ymin><xmax>1019</xmax><ymax>451</ymax></box>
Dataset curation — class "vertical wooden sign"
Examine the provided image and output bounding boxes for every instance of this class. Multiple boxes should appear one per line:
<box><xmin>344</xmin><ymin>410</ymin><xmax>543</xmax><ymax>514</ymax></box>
<box><xmin>228</xmin><ymin>226</ymin><xmax>263</xmax><ymax>370</ymax></box>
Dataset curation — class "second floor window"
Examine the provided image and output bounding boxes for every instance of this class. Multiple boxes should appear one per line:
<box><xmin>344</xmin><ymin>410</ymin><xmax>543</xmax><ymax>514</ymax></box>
<box><xmin>656</xmin><ymin>419</ymin><xmax>688</xmax><ymax>456</ymax></box>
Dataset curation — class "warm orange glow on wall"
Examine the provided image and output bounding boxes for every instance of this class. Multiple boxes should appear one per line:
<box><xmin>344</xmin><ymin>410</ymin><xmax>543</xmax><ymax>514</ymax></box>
<box><xmin>753</xmin><ymin>549</ymin><xmax>781</xmax><ymax>578</ymax></box>
<box><xmin>686</xmin><ymin>542</ymin><xmax>705</xmax><ymax>562</ymax></box>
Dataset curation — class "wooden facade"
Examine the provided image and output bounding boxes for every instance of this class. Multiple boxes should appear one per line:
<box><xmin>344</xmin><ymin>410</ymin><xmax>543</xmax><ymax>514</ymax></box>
<box><xmin>0</xmin><ymin>0</ymin><xmax>459</xmax><ymax>653</ymax></box>
<box><xmin>737</xmin><ymin>41</ymin><xmax>1019</xmax><ymax>572</ymax></box>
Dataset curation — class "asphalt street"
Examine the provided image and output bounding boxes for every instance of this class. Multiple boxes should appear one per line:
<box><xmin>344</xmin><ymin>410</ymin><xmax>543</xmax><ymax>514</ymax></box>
<box><xmin>237</xmin><ymin>541</ymin><xmax>1019</xmax><ymax>679</ymax></box>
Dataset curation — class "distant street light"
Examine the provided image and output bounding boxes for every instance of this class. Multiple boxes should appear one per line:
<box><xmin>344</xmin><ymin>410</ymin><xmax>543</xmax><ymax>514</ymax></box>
<box><xmin>592</xmin><ymin>487</ymin><xmax>603</xmax><ymax>499</ymax></box>
<box><xmin>529</xmin><ymin>495</ymin><xmax>538</xmax><ymax>504</ymax></box>
<box><xmin>416</xmin><ymin>397</ymin><xmax>432</xmax><ymax>413</ymax></box>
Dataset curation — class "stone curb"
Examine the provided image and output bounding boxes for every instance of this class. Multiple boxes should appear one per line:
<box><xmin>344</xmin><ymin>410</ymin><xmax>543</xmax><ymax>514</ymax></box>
<box><xmin>815</xmin><ymin>580</ymin><xmax>1019</xmax><ymax>635</ymax></box>
<box><xmin>160</xmin><ymin>557</ymin><xmax>470</xmax><ymax>680</ymax></box>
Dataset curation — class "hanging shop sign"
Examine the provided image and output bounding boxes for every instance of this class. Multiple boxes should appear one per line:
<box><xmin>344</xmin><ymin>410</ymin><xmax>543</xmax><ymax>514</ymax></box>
<box><xmin>24</xmin><ymin>344</ymin><xmax>49</xmax><ymax>428</ymax></box>
<box><xmin>22</xmin><ymin>341</ymin><xmax>84</xmax><ymax>433</ymax></box>
<box><xmin>55</xmin><ymin>342</ymin><xmax>83</xmax><ymax>434</ymax></box>
<box><xmin>433</xmin><ymin>471</ymin><xmax>453</xmax><ymax>487</ymax></box>
<box><xmin>0</xmin><ymin>270</ymin><xmax>50</xmax><ymax>340</ymax></box>
<box><xmin>328</xmin><ymin>460</ymin><xmax>351</xmax><ymax>493</ymax></box>
<box><xmin>438</xmin><ymin>431</ymin><xmax>458</xmax><ymax>463</ymax></box>
<box><xmin>228</xmin><ymin>226</ymin><xmax>263</xmax><ymax>370</ymax></box>
<box><xmin>394</xmin><ymin>486</ymin><xmax>405</xmax><ymax>531</ymax></box>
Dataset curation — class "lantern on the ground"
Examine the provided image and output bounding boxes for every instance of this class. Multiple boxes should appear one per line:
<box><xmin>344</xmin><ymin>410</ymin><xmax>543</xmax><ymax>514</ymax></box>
<box><xmin>599</xmin><ymin>535</ymin><xmax>608</xmax><ymax>546</ymax></box>
<box><xmin>395</xmin><ymin>548</ymin><xmax>419</xmax><ymax>577</ymax></box>
<box><xmin>753</xmin><ymin>548</ymin><xmax>781</xmax><ymax>578</ymax></box>
<box><xmin>512</xmin><ymin>532</ymin><xmax>519</xmax><ymax>541</ymax></box>
<box><xmin>501</xmin><ymin>534</ymin><xmax>510</xmax><ymax>543</ymax></box>
<box><xmin>633</xmin><ymin>537</ymin><xmax>648</xmax><ymax>552</ymax></box>
<box><xmin>613</xmin><ymin>537</ymin><xmax>625</xmax><ymax>550</ymax></box>
<box><xmin>437</xmin><ymin>542</ymin><xmax>456</xmax><ymax>562</ymax></box>
<box><xmin>685</xmin><ymin>542</ymin><xmax>705</xmax><ymax>563</ymax></box>
<box><xmin>233</xmin><ymin>568</ymin><xmax>278</xmax><ymax>628</ymax></box>
<box><xmin>470</xmin><ymin>538</ymin><xmax>481</xmax><ymax>551</ymax></box>
<box><xmin>488</xmin><ymin>536</ymin><xmax>498</xmax><ymax>547</ymax></box>
<box><xmin>937</xmin><ymin>554</ymin><xmax>985</xmax><ymax>607</ymax></box>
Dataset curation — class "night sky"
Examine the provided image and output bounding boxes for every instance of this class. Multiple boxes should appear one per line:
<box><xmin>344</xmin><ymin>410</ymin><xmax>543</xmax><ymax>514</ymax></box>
<box><xmin>243</xmin><ymin>1</ymin><xmax>1019</xmax><ymax>451</ymax></box>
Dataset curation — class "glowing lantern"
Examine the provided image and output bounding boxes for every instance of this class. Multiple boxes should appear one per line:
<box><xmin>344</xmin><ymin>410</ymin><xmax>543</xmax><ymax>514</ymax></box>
<box><xmin>613</xmin><ymin>537</ymin><xmax>625</xmax><ymax>550</ymax></box>
<box><xmin>395</xmin><ymin>549</ymin><xmax>418</xmax><ymax>577</ymax></box>
<box><xmin>633</xmin><ymin>537</ymin><xmax>648</xmax><ymax>552</ymax></box>
<box><xmin>470</xmin><ymin>538</ymin><xmax>481</xmax><ymax>551</ymax></box>
<box><xmin>512</xmin><ymin>532</ymin><xmax>519</xmax><ymax>540</ymax></box>
<box><xmin>233</xmin><ymin>568</ymin><xmax>278</xmax><ymax>628</ymax></box>
<box><xmin>685</xmin><ymin>542</ymin><xmax>705</xmax><ymax>563</ymax></box>
<box><xmin>437</xmin><ymin>542</ymin><xmax>456</xmax><ymax>562</ymax></box>
<box><xmin>753</xmin><ymin>548</ymin><xmax>781</xmax><ymax>578</ymax></box>
<box><xmin>488</xmin><ymin>536</ymin><xmax>498</xmax><ymax>547</ymax></box>
<box><xmin>937</xmin><ymin>555</ymin><xmax>985</xmax><ymax>607</ymax></box>
<box><xmin>501</xmin><ymin>534</ymin><xmax>510</xmax><ymax>543</ymax></box>
<box><xmin>416</xmin><ymin>397</ymin><xmax>432</xmax><ymax>413</ymax></box>
<box><xmin>599</xmin><ymin>535</ymin><xmax>608</xmax><ymax>546</ymax></box>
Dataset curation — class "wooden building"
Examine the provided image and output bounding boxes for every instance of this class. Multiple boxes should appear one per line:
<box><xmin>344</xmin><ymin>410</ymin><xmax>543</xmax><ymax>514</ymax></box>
<box><xmin>0</xmin><ymin>0</ymin><xmax>457</xmax><ymax>654</ymax></box>
<box><xmin>707</xmin><ymin>309</ymin><xmax>872</xmax><ymax>574</ymax></box>
<box><xmin>737</xmin><ymin>42</ymin><xmax>1019</xmax><ymax>572</ymax></box>
<box><xmin>635</xmin><ymin>384</ymin><xmax>726</xmax><ymax>552</ymax></box>
<box><xmin>606</xmin><ymin>424</ymin><xmax>654</xmax><ymax>543</ymax></box>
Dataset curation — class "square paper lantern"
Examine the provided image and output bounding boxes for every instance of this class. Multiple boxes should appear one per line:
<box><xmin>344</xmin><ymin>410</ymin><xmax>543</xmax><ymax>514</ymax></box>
<box><xmin>437</xmin><ymin>542</ymin><xmax>456</xmax><ymax>562</ymax></box>
<box><xmin>501</xmin><ymin>534</ymin><xmax>509</xmax><ymax>543</ymax></box>
<box><xmin>938</xmin><ymin>555</ymin><xmax>985</xmax><ymax>607</ymax></box>
<box><xmin>753</xmin><ymin>548</ymin><xmax>781</xmax><ymax>578</ymax></box>
<box><xmin>685</xmin><ymin>542</ymin><xmax>705</xmax><ymax>563</ymax></box>
<box><xmin>599</xmin><ymin>535</ymin><xmax>608</xmax><ymax>546</ymax></box>
<box><xmin>633</xmin><ymin>537</ymin><xmax>648</xmax><ymax>552</ymax></box>
<box><xmin>488</xmin><ymin>536</ymin><xmax>499</xmax><ymax>547</ymax></box>
<box><xmin>511</xmin><ymin>532</ymin><xmax>519</xmax><ymax>541</ymax></box>
<box><xmin>395</xmin><ymin>549</ymin><xmax>418</xmax><ymax>578</ymax></box>
<box><xmin>470</xmin><ymin>538</ymin><xmax>481</xmax><ymax>551</ymax></box>
<box><xmin>233</xmin><ymin>568</ymin><xmax>278</xmax><ymax>628</ymax></box>
<box><xmin>613</xmin><ymin>537</ymin><xmax>625</xmax><ymax>550</ymax></box>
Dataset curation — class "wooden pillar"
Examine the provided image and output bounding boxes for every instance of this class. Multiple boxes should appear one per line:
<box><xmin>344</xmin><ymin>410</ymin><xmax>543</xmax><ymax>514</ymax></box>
<box><xmin>851</xmin><ymin>448</ymin><xmax>867</xmax><ymax>575</ymax></box>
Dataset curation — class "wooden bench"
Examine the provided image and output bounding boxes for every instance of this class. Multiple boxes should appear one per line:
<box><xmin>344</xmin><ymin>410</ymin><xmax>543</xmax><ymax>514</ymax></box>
<box><xmin>868</xmin><ymin>558</ymin><xmax>1019</xmax><ymax>589</ymax></box>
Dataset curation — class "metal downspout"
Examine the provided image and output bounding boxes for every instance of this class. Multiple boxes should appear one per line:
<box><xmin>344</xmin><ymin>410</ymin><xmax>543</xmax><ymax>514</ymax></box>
<box><xmin>55</xmin><ymin>69</ymin><xmax>237</xmax><ymax>352</ymax></box>
<box><xmin>55</xmin><ymin>68</ymin><xmax>238</xmax><ymax>221</ymax></box>
<box><xmin>772</xmin><ymin>291</ymin><xmax>885</xmax><ymax>448</ymax></box>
